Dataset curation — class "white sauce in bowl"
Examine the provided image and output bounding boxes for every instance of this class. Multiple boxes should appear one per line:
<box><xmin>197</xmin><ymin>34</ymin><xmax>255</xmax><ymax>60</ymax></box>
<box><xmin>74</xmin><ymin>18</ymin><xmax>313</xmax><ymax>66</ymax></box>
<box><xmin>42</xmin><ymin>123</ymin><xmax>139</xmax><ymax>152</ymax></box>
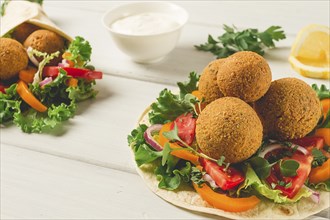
<box><xmin>110</xmin><ymin>12</ymin><xmax>181</xmax><ymax>35</ymax></box>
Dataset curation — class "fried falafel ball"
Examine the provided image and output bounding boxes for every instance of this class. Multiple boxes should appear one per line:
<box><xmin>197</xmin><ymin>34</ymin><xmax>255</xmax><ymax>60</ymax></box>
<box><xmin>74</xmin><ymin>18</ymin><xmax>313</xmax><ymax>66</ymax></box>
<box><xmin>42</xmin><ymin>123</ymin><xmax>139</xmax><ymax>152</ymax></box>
<box><xmin>255</xmin><ymin>78</ymin><xmax>321</xmax><ymax>140</ymax></box>
<box><xmin>198</xmin><ymin>59</ymin><xmax>224</xmax><ymax>104</ymax></box>
<box><xmin>24</xmin><ymin>30</ymin><xmax>65</xmax><ymax>66</ymax></box>
<box><xmin>196</xmin><ymin>97</ymin><xmax>263</xmax><ymax>163</ymax></box>
<box><xmin>217</xmin><ymin>51</ymin><xmax>272</xmax><ymax>102</ymax></box>
<box><xmin>12</xmin><ymin>22</ymin><xmax>40</xmax><ymax>44</ymax></box>
<box><xmin>0</xmin><ymin>38</ymin><xmax>28</xmax><ymax>81</ymax></box>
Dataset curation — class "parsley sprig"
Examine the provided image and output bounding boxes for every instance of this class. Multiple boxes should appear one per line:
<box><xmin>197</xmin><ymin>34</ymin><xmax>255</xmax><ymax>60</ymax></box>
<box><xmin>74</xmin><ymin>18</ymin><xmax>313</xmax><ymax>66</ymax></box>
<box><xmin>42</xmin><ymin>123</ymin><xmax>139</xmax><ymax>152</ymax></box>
<box><xmin>195</xmin><ymin>25</ymin><xmax>286</xmax><ymax>58</ymax></box>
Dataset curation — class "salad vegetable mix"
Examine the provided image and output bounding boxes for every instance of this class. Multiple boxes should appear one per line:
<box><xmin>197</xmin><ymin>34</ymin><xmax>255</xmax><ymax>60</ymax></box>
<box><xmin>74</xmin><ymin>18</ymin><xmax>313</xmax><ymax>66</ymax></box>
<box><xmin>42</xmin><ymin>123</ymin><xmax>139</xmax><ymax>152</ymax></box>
<box><xmin>128</xmin><ymin>73</ymin><xmax>330</xmax><ymax>212</ymax></box>
<box><xmin>0</xmin><ymin>36</ymin><xmax>103</xmax><ymax>133</ymax></box>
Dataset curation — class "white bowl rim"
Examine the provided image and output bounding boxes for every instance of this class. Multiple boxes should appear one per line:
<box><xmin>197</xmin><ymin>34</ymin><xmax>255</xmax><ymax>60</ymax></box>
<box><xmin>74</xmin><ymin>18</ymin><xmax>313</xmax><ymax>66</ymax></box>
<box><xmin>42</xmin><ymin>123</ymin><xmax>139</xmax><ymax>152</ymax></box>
<box><xmin>101</xmin><ymin>1</ymin><xmax>189</xmax><ymax>38</ymax></box>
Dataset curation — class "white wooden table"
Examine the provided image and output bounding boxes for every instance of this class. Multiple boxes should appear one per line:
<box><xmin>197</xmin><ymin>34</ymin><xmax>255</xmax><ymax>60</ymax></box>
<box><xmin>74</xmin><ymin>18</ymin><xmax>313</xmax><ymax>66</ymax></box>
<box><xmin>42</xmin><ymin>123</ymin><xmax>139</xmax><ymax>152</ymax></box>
<box><xmin>1</xmin><ymin>1</ymin><xmax>329</xmax><ymax>219</ymax></box>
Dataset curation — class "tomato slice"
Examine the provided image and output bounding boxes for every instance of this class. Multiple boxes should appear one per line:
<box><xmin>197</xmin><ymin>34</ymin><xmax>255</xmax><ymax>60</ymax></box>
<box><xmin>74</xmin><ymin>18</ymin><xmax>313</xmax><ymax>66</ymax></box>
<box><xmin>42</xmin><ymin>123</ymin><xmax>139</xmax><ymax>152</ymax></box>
<box><xmin>170</xmin><ymin>113</ymin><xmax>196</xmax><ymax>145</ymax></box>
<box><xmin>199</xmin><ymin>157</ymin><xmax>245</xmax><ymax>190</ymax></box>
<box><xmin>43</xmin><ymin>66</ymin><xmax>103</xmax><ymax>80</ymax></box>
<box><xmin>266</xmin><ymin>152</ymin><xmax>312</xmax><ymax>198</ymax></box>
<box><xmin>291</xmin><ymin>136</ymin><xmax>324</xmax><ymax>152</ymax></box>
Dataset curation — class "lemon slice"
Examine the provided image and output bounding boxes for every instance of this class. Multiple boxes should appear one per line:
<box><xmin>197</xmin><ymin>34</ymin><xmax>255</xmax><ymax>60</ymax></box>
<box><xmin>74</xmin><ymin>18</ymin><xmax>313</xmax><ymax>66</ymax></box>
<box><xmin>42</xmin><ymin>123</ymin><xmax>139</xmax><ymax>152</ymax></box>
<box><xmin>289</xmin><ymin>24</ymin><xmax>330</xmax><ymax>79</ymax></box>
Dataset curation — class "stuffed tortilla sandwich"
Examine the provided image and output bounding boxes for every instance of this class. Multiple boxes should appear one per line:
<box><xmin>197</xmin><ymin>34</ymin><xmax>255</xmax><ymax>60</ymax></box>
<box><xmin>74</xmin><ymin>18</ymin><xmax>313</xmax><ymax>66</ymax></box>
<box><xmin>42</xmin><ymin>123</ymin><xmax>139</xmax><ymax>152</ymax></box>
<box><xmin>128</xmin><ymin>52</ymin><xmax>330</xmax><ymax>219</ymax></box>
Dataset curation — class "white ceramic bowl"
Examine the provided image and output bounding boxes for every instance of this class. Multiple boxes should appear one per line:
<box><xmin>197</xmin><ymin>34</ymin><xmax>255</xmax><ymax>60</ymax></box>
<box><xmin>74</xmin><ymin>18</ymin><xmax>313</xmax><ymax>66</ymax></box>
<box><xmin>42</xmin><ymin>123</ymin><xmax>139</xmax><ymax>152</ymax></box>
<box><xmin>102</xmin><ymin>2</ymin><xmax>188</xmax><ymax>63</ymax></box>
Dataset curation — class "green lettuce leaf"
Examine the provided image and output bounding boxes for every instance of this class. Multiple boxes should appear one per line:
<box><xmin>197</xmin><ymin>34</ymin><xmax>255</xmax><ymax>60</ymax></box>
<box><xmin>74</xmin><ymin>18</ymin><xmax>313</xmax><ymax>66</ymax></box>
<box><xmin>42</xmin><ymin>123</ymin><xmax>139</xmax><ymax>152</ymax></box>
<box><xmin>127</xmin><ymin>124</ymin><xmax>162</xmax><ymax>166</ymax></box>
<box><xmin>309</xmin><ymin>179</ymin><xmax>330</xmax><ymax>191</ymax></box>
<box><xmin>0</xmin><ymin>84</ymin><xmax>20</xmax><ymax>123</ymax></box>
<box><xmin>239</xmin><ymin>164</ymin><xmax>312</xmax><ymax>203</ymax></box>
<box><xmin>66</xmin><ymin>36</ymin><xmax>92</xmax><ymax>67</ymax></box>
<box><xmin>177</xmin><ymin>71</ymin><xmax>200</xmax><ymax>98</ymax></box>
<box><xmin>148</xmin><ymin>89</ymin><xmax>194</xmax><ymax>124</ymax></box>
<box><xmin>155</xmin><ymin>161</ymin><xmax>191</xmax><ymax>190</ymax></box>
<box><xmin>312</xmin><ymin>84</ymin><xmax>330</xmax><ymax>100</ymax></box>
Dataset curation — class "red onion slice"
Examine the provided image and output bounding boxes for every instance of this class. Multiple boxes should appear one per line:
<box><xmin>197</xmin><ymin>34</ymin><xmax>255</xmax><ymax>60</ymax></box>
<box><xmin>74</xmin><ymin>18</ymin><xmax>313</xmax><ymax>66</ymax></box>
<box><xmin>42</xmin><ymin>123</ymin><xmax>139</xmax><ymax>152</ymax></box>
<box><xmin>302</xmin><ymin>185</ymin><xmax>320</xmax><ymax>203</ymax></box>
<box><xmin>39</xmin><ymin>77</ymin><xmax>53</xmax><ymax>87</ymax></box>
<box><xmin>203</xmin><ymin>174</ymin><xmax>219</xmax><ymax>189</ymax></box>
<box><xmin>144</xmin><ymin>124</ymin><xmax>163</xmax><ymax>151</ymax></box>
<box><xmin>259</xmin><ymin>143</ymin><xmax>308</xmax><ymax>158</ymax></box>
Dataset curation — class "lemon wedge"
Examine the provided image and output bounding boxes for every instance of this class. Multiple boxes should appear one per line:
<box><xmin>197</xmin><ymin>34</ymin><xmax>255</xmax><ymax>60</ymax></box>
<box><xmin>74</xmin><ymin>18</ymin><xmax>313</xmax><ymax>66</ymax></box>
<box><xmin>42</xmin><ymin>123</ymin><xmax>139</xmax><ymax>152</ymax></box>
<box><xmin>289</xmin><ymin>24</ymin><xmax>330</xmax><ymax>79</ymax></box>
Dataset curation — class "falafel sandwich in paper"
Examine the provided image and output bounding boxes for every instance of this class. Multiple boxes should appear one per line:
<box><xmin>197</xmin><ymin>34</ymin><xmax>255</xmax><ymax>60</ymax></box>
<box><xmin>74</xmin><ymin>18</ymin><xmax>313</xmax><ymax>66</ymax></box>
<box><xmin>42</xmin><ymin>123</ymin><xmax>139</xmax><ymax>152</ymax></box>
<box><xmin>0</xmin><ymin>0</ymin><xmax>103</xmax><ymax>133</ymax></box>
<box><xmin>128</xmin><ymin>52</ymin><xmax>330</xmax><ymax>219</ymax></box>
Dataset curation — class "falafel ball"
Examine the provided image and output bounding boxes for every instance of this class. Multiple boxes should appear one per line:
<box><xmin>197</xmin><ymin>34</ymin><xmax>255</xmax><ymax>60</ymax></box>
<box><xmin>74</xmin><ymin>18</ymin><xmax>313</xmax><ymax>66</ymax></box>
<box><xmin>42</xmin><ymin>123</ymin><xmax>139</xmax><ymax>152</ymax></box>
<box><xmin>255</xmin><ymin>78</ymin><xmax>321</xmax><ymax>140</ymax></box>
<box><xmin>217</xmin><ymin>51</ymin><xmax>272</xmax><ymax>102</ymax></box>
<box><xmin>24</xmin><ymin>30</ymin><xmax>65</xmax><ymax>66</ymax></box>
<box><xmin>198</xmin><ymin>59</ymin><xmax>224</xmax><ymax>104</ymax></box>
<box><xmin>196</xmin><ymin>97</ymin><xmax>263</xmax><ymax>163</ymax></box>
<box><xmin>0</xmin><ymin>38</ymin><xmax>28</xmax><ymax>80</ymax></box>
<box><xmin>12</xmin><ymin>22</ymin><xmax>40</xmax><ymax>44</ymax></box>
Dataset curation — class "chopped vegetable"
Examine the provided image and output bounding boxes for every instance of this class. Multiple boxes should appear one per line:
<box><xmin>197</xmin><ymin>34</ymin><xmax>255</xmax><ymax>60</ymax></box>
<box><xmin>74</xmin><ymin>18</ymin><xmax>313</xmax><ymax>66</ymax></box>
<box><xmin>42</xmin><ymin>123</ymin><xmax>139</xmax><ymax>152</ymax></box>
<box><xmin>169</xmin><ymin>113</ymin><xmax>196</xmax><ymax>146</ymax></box>
<box><xmin>16</xmin><ymin>80</ymin><xmax>47</xmax><ymax>112</ymax></box>
<box><xmin>43</xmin><ymin>66</ymin><xmax>103</xmax><ymax>80</ymax></box>
<box><xmin>192</xmin><ymin>166</ymin><xmax>260</xmax><ymax>212</ymax></box>
<box><xmin>143</xmin><ymin>124</ymin><xmax>163</xmax><ymax>151</ymax></box>
<box><xmin>65</xmin><ymin>36</ymin><xmax>92</xmax><ymax>68</ymax></box>
<box><xmin>199</xmin><ymin>157</ymin><xmax>245</xmax><ymax>190</ymax></box>
<box><xmin>19</xmin><ymin>66</ymin><xmax>37</xmax><ymax>83</ymax></box>
<box><xmin>315</xmin><ymin>128</ymin><xmax>330</xmax><ymax>146</ymax></box>
<box><xmin>158</xmin><ymin>122</ymin><xmax>199</xmax><ymax>165</ymax></box>
<box><xmin>309</xmin><ymin>159</ymin><xmax>330</xmax><ymax>184</ymax></box>
<box><xmin>195</xmin><ymin>25</ymin><xmax>286</xmax><ymax>58</ymax></box>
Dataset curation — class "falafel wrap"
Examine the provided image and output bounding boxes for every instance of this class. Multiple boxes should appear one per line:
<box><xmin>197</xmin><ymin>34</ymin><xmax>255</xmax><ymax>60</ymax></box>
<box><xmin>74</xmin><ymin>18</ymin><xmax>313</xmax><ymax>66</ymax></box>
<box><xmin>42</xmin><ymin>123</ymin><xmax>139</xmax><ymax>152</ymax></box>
<box><xmin>0</xmin><ymin>0</ymin><xmax>72</xmax><ymax>41</ymax></box>
<box><xmin>128</xmin><ymin>70</ymin><xmax>330</xmax><ymax>219</ymax></box>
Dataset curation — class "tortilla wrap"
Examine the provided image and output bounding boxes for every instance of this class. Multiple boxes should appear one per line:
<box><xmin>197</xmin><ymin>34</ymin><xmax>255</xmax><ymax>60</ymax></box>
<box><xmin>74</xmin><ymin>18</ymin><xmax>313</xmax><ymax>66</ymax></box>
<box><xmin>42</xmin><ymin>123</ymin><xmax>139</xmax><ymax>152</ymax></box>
<box><xmin>133</xmin><ymin>106</ymin><xmax>330</xmax><ymax>219</ymax></box>
<box><xmin>0</xmin><ymin>0</ymin><xmax>72</xmax><ymax>41</ymax></box>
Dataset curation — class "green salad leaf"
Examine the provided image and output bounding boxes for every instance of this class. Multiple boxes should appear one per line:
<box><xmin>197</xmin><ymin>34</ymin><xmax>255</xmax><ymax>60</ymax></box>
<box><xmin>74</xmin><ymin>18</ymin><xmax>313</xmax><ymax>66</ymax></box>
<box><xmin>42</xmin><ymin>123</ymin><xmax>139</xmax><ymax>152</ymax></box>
<box><xmin>148</xmin><ymin>73</ymin><xmax>201</xmax><ymax>125</ymax></box>
<box><xmin>177</xmin><ymin>72</ymin><xmax>200</xmax><ymax>98</ymax></box>
<box><xmin>310</xmin><ymin>179</ymin><xmax>330</xmax><ymax>192</ymax></box>
<box><xmin>127</xmin><ymin>124</ymin><xmax>162</xmax><ymax>166</ymax></box>
<box><xmin>155</xmin><ymin>161</ymin><xmax>191</xmax><ymax>190</ymax></box>
<box><xmin>311</xmin><ymin>148</ymin><xmax>328</xmax><ymax>168</ymax></box>
<box><xmin>248</xmin><ymin>156</ymin><xmax>272</xmax><ymax>179</ymax></box>
<box><xmin>66</xmin><ymin>36</ymin><xmax>92</xmax><ymax>68</ymax></box>
<box><xmin>239</xmin><ymin>164</ymin><xmax>312</xmax><ymax>203</ymax></box>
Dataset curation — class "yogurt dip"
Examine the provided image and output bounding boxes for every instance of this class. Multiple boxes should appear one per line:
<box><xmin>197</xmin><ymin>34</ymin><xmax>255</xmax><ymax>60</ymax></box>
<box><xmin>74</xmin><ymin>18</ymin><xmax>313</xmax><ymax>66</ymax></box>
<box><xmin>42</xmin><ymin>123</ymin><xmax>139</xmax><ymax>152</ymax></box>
<box><xmin>110</xmin><ymin>12</ymin><xmax>181</xmax><ymax>35</ymax></box>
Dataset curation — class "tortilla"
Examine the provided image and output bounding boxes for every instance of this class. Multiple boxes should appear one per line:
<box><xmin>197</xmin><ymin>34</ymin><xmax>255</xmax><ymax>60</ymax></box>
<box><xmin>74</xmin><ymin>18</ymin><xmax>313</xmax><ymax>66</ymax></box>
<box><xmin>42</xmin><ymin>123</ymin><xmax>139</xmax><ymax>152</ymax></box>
<box><xmin>0</xmin><ymin>0</ymin><xmax>72</xmax><ymax>41</ymax></box>
<box><xmin>133</xmin><ymin>106</ymin><xmax>330</xmax><ymax>219</ymax></box>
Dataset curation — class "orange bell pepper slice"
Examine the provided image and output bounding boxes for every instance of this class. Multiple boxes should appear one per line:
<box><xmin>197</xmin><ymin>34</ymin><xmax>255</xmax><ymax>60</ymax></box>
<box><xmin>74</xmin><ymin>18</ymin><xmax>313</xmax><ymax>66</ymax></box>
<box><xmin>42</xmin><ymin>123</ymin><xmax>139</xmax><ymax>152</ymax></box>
<box><xmin>321</xmin><ymin>98</ymin><xmax>330</xmax><ymax>119</ymax></box>
<box><xmin>67</xmin><ymin>78</ymin><xmax>78</xmax><ymax>87</ymax></box>
<box><xmin>19</xmin><ymin>66</ymin><xmax>37</xmax><ymax>83</ymax></box>
<box><xmin>315</xmin><ymin>128</ymin><xmax>330</xmax><ymax>146</ymax></box>
<box><xmin>16</xmin><ymin>80</ymin><xmax>47</xmax><ymax>112</ymax></box>
<box><xmin>309</xmin><ymin>159</ymin><xmax>330</xmax><ymax>184</ymax></box>
<box><xmin>158</xmin><ymin>122</ymin><xmax>199</xmax><ymax>165</ymax></box>
<box><xmin>192</xmin><ymin>165</ymin><xmax>260</xmax><ymax>212</ymax></box>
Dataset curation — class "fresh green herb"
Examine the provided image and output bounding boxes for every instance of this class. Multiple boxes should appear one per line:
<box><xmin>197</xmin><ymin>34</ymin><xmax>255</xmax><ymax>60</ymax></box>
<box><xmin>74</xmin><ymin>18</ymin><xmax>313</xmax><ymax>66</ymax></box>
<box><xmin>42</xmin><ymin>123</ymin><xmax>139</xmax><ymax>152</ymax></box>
<box><xmin>217</xmin><ymin>156</ymin><xmax>226</xmax><ymax>166</ymax></box>
<box><xmin>279</xmin><ymin>159</ymin><xmax>299</xmax><ymax>177</ymax></box>
<box><xmin>311</xmin><ymin>148</ymin><xmax>328</xmax><ymax>168</ymax></box>
<box><xmin>155</xmin><ymin>161</ymin><xmax>191</xmax><ymax>190</ymax></box>
<box><xmin>278</xmin><ymin>180</ymin><xmax>286</xmax><ymax>187</ymax></box>
<box><xmin>249</xmin><ymin>156</ymin><xmax>272</xmax><ymax>179</ymax></box>
<box><xmin>285</xmin><ymin>181</ymin><xmax>292</xmax><ymax>188</ymax></box>
<box><xmin>177</xmin><ymin>72</ymin><xmax>200</xmax><ymax>98</ymax></box>
<box><xmin>195</xmin><ymin>25</ymin><xmax>286</xmax><ymax>58</ymax></box>
<box><xmin>66</xmin><ymin>36</ymin><xmax>92</xmax><ymax>68</ymax></box>
<box><xmin>162</xmin><ymin>143</ymin><xmax>173</xmax><ymax>166</ymax></box>
<box><xmin>312</xmin><ymin>84</ymin><xmax>330</xmax><ymax>100</ymax></box>
<box><xmin>190</xmin><ymin>166</ymin><xmax>206</xmax><ymax>187</ymax></box>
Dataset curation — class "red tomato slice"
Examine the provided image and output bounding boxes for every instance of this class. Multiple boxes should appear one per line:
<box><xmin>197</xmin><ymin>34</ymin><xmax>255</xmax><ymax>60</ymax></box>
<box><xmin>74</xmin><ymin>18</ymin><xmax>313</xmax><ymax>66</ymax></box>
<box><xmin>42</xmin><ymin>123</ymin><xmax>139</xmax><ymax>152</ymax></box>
<box><xmin>199</xmin><ymin>157</ymin><xmax>245</xmax><ymax>191</ymax></box>
<box><xmin>170</xmin><ymin>113</ymin><xmax>196</xmax><ymax>146</ymax></box>
<box><xmin>43</xmin><ymin>67</ymin><xmax>103</xmax><ymax>80</ymax></box>
<box><xmin>266</xmin><ymin>152</ymin><xmax>312</xmax><ymax>199</ymax></box>
<box><xmin>291</xmin><ymin>136</ymin><xmax>324</xmax><ymax>152</ymax></box>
